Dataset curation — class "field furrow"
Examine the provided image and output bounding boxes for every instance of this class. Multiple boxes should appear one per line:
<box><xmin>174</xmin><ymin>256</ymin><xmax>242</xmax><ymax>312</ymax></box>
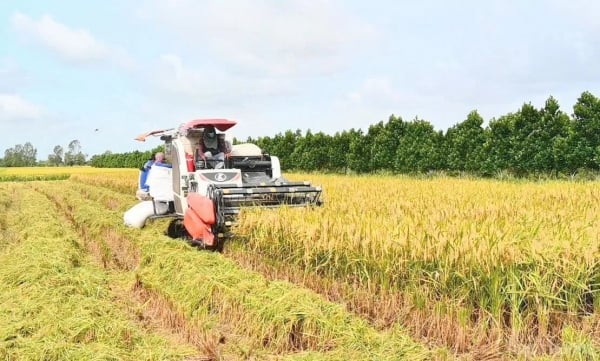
<box><xmin>0</xmin><ymin>182</ymin><xmax>198</xmax><ymax>360</ymax></box>
<box><xmin>32</xmin><ymin>181</ymin><xmax>243</xmax><ymax>359</ymax></box>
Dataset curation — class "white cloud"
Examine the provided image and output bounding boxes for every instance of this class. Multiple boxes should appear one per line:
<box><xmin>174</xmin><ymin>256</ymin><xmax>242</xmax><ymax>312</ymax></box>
<box><xmin>152</xmin><ymin>53</ymin><xmax>297</xmax><ymax>104</ymax></box>
<box><xmin>334</xmin><ymin>75</ymin><xmax>493</xmax><ymax>131</ymax></box>
<box><xmin>342</xmin><ymin>77</ymin><xmax>422</xmax><ymax>107</ymax></box>
<box><xmin>10</xmin><ymin>12</ymin><xmax>132</xmax><ymax>67</ymax></box>
<box><xmin>138</xmin><ymin>0</ymin><xmax>376</xmax><ymax>77</ymax></box>
<box><xmin>156</xmin><ymin>54</ymin><xmax>224</xmax><ymax>99</ymax></box>
<box><xmin>0</xmin><ymin>94</ymin><xmax>44</xmax><ymax>122</ymax></box>
<box><xmin>133</xmin><ymin>1</ymin><xmax>379</xmax><ymax>137</ymax></box>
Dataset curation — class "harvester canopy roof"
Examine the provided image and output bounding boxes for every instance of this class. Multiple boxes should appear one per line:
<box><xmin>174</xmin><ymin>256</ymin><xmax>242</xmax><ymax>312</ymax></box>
<box><xmin>134</xmin><ymin>118</ymin><xmax>237</xmax><ymax>142</ymax></box>
<box><xmin>179</xmin><ymin>119</ymin><xmax>237</xmax><ymax>132</ymax></box>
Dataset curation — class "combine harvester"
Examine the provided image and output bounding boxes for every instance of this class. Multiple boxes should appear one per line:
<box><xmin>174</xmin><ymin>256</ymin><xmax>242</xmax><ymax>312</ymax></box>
<box><xmin>124</xmin><ymin>119</ymin><xmax>322</xmax><ymax>250</ymax></box>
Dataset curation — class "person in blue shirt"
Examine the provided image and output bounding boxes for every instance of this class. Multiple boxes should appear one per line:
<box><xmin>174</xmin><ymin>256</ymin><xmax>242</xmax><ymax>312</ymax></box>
<box><xmin>137</xmin><ymin>152</ymin><xmax>172</xmax><ymax>200</ymax></box>
<box><xmin>141</xmin><ymin>156</ymin><xmax>155</xmax><ymax>172</ymax></box>
<box><xmin>139</xmin><ymin>154</ymin><xmax>156</xmax><ymax>192</ymax></box>
<box><xmin>153</xmin><ymin>152</ymin><xmax>172</xmax><ymax>169</ymax></box>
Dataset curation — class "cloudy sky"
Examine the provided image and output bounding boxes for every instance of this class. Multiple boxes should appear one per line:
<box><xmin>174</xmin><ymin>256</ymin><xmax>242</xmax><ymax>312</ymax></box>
<box><xmin>1</xmin><ymin>0</ymin><xmax>599</xmax><ymax>159</ymax></box>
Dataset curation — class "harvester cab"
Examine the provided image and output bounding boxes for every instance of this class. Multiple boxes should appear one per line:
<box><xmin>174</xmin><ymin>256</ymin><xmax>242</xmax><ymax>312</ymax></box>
<box><xmin>125</xmin><ymin>118</ymin><xmax>322</xmax><ymax>250</ymax></box>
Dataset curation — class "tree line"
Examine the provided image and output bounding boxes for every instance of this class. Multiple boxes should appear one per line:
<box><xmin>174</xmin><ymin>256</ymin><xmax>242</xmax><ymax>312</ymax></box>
<box><xmin>0</xmin><ymin>140</ymin><xmax>87</xmax><ymax>167</ymax></box>
<box><xmin>246</xmin><ymin>91</ymin><xmax>600</xmax><ymax>177</ymax></box>
<box><xmin>2</xmin><ymin>91</ymin><xmax>599</xmax><ymax>178</ymax></box>
<box><xmin>0</xmin><ymin>137</ymin><xmax>160</xmax><ymax>169</ymax></box>
<box><xmin>87</xmin><ymin>147</ymin><xmax>163</xmax><ymax>169</ymax></box>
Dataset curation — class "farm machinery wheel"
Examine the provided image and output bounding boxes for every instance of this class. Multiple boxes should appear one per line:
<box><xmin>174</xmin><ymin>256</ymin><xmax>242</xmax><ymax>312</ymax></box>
<box><xmin>165</xmin><ymin>218</ymin><xmax>223</xmax><ymax>252</ymax></box>
<box><xmin>165</xmin><ymin>218</ymin><xmax>188</xmax><ymax>239</ymax></box>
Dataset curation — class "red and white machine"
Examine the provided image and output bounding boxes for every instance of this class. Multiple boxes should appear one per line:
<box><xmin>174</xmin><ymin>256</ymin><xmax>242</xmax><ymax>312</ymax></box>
<box><xmin>126</xmin><ymin>119</ymin><xmax>322</xmax><ymax>250</ymax></box>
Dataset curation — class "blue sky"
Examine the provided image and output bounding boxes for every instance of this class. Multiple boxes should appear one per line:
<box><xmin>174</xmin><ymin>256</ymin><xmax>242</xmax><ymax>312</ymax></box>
<box><xmin>1</xmin><ymin>0</ymin><xmax>599</xmax><ymax>160</ymax></box>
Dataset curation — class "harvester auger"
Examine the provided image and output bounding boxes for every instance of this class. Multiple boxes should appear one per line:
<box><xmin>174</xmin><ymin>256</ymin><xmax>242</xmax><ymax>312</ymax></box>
<box><xmin>124</xmin><ymin>118</ymin><xmax>323</xmax><ymax>251</ymax></box>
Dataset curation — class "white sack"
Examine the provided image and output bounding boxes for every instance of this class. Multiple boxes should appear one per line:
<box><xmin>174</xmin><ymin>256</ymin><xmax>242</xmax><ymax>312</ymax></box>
<box><xmin>123</xmin><ymin>201</ymin><xmax>155</xmax><ymax>228</ymax></box>
<box><xmin>147</xmin><ymin>165</ymin><xmax>174</xmax><ymax>201</ymax></box>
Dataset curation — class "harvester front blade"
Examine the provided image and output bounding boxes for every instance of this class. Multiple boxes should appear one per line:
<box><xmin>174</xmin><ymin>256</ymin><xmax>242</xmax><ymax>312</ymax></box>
<box><xmin>206</xmin><ymin>181</ymin><xmax>322</xmax><ymax>226</ymax></box>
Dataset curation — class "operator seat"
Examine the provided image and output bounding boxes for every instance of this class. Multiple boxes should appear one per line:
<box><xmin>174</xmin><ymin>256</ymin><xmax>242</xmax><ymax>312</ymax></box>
<box><xmin>195</xmin><ymin>132</ymin><xmax>230</xmax><ymax>169</ymax></box>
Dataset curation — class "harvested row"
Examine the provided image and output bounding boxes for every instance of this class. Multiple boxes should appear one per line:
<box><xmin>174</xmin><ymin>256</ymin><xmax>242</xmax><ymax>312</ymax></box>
<box><xmin>34</xmin><ymin>181</ymin><xmax>237</xmax><ymax>359</ymax></box>
<box><xmin>36</xmin><ymin>182</ymin><xmax>141</xmax><ymax>271</ymax></box>
<box><xmin>0</xmin><ymin>183</ymin><xmax>197</xmax><ymax>360</ymax></box>
<box><xmin>0</xmin><ymin>184</ymin><xmax>18</xmax><ymax>253</ymax></box>
<box><xmin>230</xmin><ymin>174</ymin><xmax>600</xmax><ymax>359</ymax></box>
<box><xmin>46</xmin><ymin>179</ymin><xmax>444</xmax><ymax>360</ymax></box>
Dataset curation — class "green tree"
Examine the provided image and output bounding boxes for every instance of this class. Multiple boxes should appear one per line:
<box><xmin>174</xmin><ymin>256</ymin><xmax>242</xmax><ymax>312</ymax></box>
<box><xmin>395</xmin><ymin>119</ymin><xmax>443</xmax><ymax>173</ymax></box>
<box><xmin>3</xmin><ymin>142</ymin><xmax>37</xmax><ymax>167</ymax></box>
<box><xmin>329</xmin><ymin>129</ymin><xmax>359</xmax><ymax>173</ymax></box>
<box><xmin>347</xmin><ymin>129</ymin><xmax>367</xmax><ymax>173</ymax></box>
<box><xmin>64</xmin><ymin>140</ymin><xmax>86</xmax><ymax>166</ymax></box>
<box><xmin>570</xmin><ymin>91</ymin><xmax>600</xmax><ymax>170</ymax></box>
<box><xmin>371</xmin><ymin>115</ymin><xmax>406</xmax><ymax>171</ymax></box>
<box><xmin>47</xmin><ymin>145</ymin><xmax>64</xmax><ymax>166</ymax></box>
<box><xmin>512</xmin><ymin>102</ymin><xmax>544</xmax><ymax>174</ymax></box>
<box><xmin>89</xmin><ymin>147</ymin><xmax>162</xmax><ymax>168</ymax></box>
<box><xmin>288</xmin><ymin>130</ymin><xmax>332</xmax><ymax>171</ymax></box>
<box><xmin>481</xmin><ymin>113</ymin><xmax>516</xmax><ymax>175</ymax></box>
<box><xmin>365</xmin><ymin>121</ymin><xmax>386</xmax><ymax>171</ymax></box>
<box><xmin>263</xmin><ymin>130</ymin><xmax>301</xmax><ymax>170</ymax></box>
<box><xmin>539</xmin><ymin>96</ymin><xmax>570</xmax><ymax>174</ymax></box>
<box><xmin>444</xmin><ymin>110</ymin><xmax>486</xmax><ymax>172</ymax></box>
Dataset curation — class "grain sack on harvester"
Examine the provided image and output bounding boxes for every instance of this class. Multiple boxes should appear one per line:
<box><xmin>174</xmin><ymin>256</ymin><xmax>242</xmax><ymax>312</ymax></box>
<box><xmin>124</xmin><ymin>119</ymin><xmax>323</xmax><ymax>250</ymax></box>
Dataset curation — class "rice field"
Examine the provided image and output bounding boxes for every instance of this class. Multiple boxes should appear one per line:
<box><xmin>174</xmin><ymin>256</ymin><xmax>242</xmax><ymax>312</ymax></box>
<box><xmin>232</xmin><ymin>175</ymin><xmax>600</xmax><ymax>358</ymax></box>
<box><xmin>0</xmin><ymin>166</ymin><xmax>598</xmax><ymax>360</ymax></box>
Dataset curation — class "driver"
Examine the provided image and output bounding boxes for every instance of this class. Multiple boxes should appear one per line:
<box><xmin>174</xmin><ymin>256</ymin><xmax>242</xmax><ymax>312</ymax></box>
<box><xmin>199</xmin><ymin>126</ymin><xmax>228</xmax><ymax>169</ymax></box>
